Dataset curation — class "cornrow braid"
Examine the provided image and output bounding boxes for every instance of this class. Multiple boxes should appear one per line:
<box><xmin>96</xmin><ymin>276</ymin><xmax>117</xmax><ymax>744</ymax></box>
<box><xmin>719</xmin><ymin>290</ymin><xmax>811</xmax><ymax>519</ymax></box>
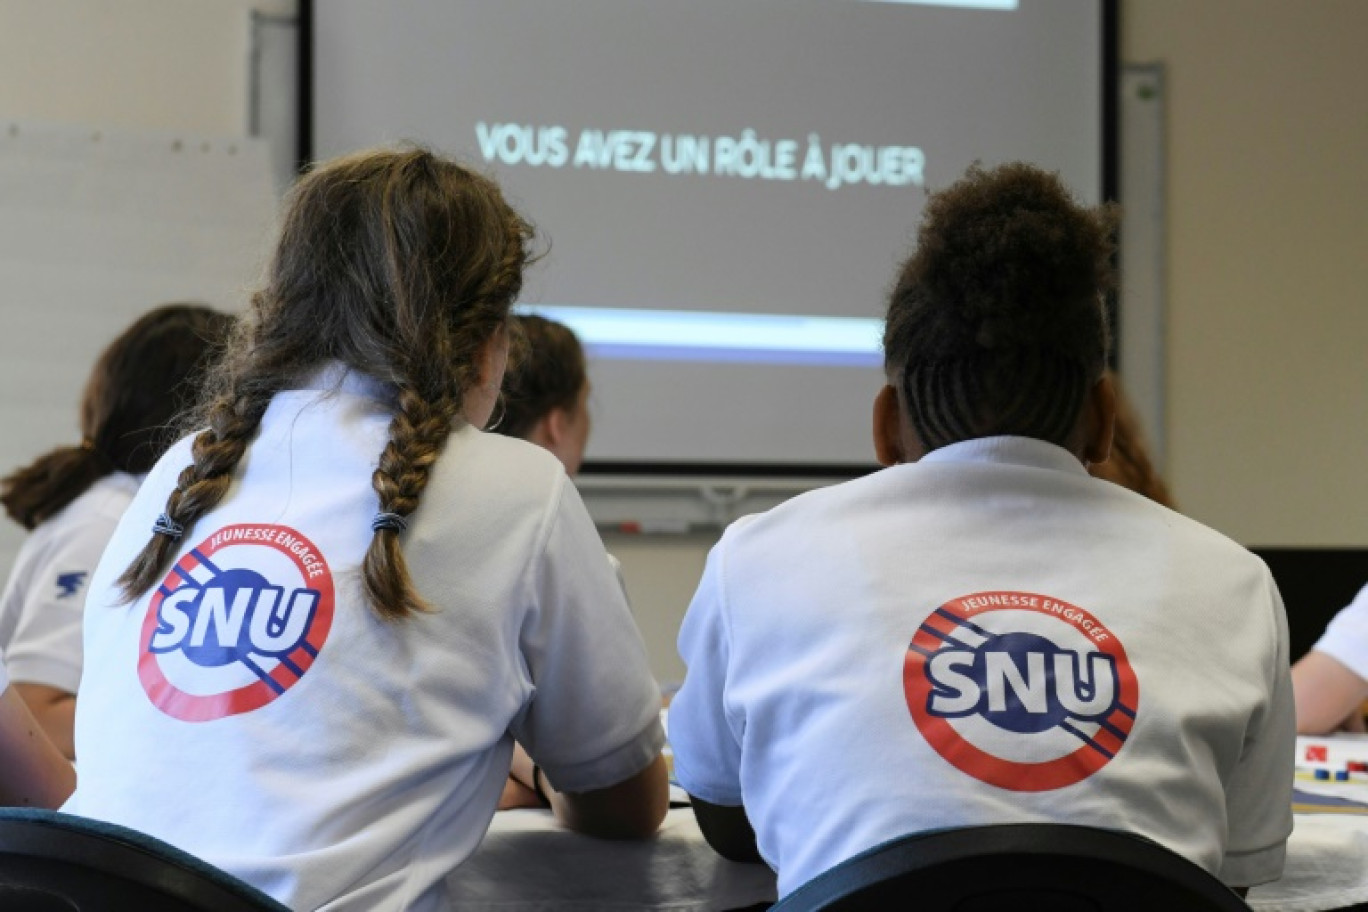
<box><xmin>363</xmin><ymin>387</ymin><xmax>463</xmax><ymax>620</ymax></box>
<box><xmin>116</xmin><ymin>389</ymin><xmax>273</xmax><ymax>601</ymax></box>
<box><xmin>902</xmin><ymin>351</ymin><xmax>1090</xmax><ymax>453</ymax></box>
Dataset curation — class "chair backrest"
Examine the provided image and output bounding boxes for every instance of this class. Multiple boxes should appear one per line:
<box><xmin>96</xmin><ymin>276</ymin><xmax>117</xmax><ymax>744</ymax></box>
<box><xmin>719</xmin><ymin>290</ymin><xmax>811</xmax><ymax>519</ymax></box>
<box><xmin>0</xmin><ymin>808</ymin><xmax>290</xmax><ymax>912</ymax></box>
<box><xmin>770</xmin><ymin>823</ymin><xmax>1251</xmax><ymax>912</ymax></box>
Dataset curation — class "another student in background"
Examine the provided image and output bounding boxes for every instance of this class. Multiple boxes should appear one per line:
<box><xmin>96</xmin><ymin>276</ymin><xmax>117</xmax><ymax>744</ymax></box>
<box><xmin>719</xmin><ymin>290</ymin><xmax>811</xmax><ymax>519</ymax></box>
<box><xmin>0</xmin><ymin>654</ymin><xmax>74</xmax><ymax>807</ymax></box>
<box><xmin>65</xmin><ymin>148</ymin><xmax>667</xmax><ymax>912</ymax></box>
<box><xmin>1088</xmin><ymin>370</ymin><xmax>1175</xmax><ymax>509</ymax></box>
<box><xmin>1290</xmin><ymin>585</ymin><xmax>1368</xmax><ymax>733</ymax></box>
<box><xmin>493</xmin><ymin>313</ymin><xmax>597</xmax><ymax>811</ymax></box>
<box><xmin>0</xmin><ymin>303</ymin><xmax>231</xmax><ymax>758</ymax></box>
<box><xmin>668</xmin><ymin>163</ymin><xmax>1293</xmax><ymax>899</ymax></box>
<box><xmin>497</xmin><ymin>313</ymin><xmax>592</xmax><ymax>476</ymax></box>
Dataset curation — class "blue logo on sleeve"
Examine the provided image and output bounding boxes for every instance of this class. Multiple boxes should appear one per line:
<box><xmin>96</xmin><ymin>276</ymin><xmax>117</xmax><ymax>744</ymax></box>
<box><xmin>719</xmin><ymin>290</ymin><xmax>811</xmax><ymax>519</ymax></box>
<box><xmin>55</xmin><ymin>572</ymin><xmax>88</xmax><ymax>599</ymax></box>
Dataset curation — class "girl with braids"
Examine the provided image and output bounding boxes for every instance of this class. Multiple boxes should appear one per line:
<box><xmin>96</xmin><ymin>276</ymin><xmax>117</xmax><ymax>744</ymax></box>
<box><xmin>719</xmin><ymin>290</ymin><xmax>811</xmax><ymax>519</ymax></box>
<box><xmin>64</xmin><ymin>148</ymin><xmax>667</xmax><ymax>911</ymax></box>
<box><xmin>670</xmin><ymin>163</ymin><xmax>1293</xmax><ymax>900</ymax></box>
<box><xmin>0</xmin><ymin>302</ymin><xmax>231</xmax><ymax>759</ymax></box>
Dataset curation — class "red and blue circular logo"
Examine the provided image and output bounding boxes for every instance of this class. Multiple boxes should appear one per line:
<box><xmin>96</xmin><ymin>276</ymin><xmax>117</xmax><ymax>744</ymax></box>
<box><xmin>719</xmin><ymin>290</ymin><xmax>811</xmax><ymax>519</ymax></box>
<box><xmin>138</xmin><ymin>524</ymin><xmax>334</xmax><ymax>722</ymax></box>
<box><xmin>904</xmin><ymin>591</ymin><xmax>1139</xmax><ymax>792</ymax></box>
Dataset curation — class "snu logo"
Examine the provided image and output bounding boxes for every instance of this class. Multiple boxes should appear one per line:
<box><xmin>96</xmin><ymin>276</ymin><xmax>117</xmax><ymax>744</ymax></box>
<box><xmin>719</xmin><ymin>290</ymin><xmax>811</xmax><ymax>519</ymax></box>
<box><xmin>903</xmin><ymin>591</ymin><xmax>1139</xmax><ymax>791</ymax></box>
<box><xmin>138</xmin><ymin>524</ymin><xmax>334</xmax><ymax>722</ymax></box>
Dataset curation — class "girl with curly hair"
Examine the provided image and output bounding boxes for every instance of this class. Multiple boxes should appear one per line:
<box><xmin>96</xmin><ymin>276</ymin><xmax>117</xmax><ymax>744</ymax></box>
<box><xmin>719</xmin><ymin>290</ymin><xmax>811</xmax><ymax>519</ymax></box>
<box><xmin>670</xmin><ymin>163</ymin><xmax>1291</xmax><ymax>900</ymax></box>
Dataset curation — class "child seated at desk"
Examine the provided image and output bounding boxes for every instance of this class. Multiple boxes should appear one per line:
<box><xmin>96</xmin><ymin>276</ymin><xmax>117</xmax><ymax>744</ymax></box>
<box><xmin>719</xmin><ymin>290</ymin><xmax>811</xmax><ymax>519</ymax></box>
<box><xmin>1291</xmin><ymin>583</ymin><xmax>1368</xmax><ymax>733</ymax></box>
<box><xmin>63</xmin><ymin>147</ymin><xmax>667</xmax><ymax>911</ymax></box>
<box><xmin>490</xmin><ymin>313</ymin><xmax>606</xmax><ymax>811</ymax></box>
<box><xmin>668</xmin><ymin>162</ymin><xmax>1295</xmax><ymax>900</ymax></box>
<box><xmin>0</xmin><ymin>303</ymin><xmax>231</xmax><ymax>759</ymax></box>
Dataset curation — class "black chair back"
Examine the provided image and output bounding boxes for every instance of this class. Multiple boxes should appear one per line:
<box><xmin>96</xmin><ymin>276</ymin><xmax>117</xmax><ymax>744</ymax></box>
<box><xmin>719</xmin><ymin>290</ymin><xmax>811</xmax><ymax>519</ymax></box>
<box><xmin>0</xmin><ymin>808</ymin><xmax>289</xmax><ymax>912</ymax></box>
<box><xmin>770</xmin><ymin>823</ymin><xmax>1250</xmax><ymax>912</ymax></box>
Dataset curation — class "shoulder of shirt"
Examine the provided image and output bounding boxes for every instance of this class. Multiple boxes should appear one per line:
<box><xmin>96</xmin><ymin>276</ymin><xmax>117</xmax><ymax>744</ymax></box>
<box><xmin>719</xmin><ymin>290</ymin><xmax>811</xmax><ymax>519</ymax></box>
<box><xmin>35</xmin><ymin>471</ymin><xmax>142</xmax><ymax>536</ymax></box>
<box><xmin>436</xmin><ymin>426</ymin><xmax>570</xmax><ymax>501</ymax></box>
<box><xmin>1086</xmin><ymin>476</ymin><xmax>1267</xmax><ymax>570</ymax></box>
<box><xmin>720</xmin><ymin>462</ymin><xmax>1270</xmax><ymax>577</ymax></box>
<box><xmin>715</xmin><ymin>469</ymin><xmax>893</xmax><ymax>547</ymax></box>
<box><xmin>462</xmin><ymin>427</ymin><xmax>565</xmax><ymax>471</ymax></box>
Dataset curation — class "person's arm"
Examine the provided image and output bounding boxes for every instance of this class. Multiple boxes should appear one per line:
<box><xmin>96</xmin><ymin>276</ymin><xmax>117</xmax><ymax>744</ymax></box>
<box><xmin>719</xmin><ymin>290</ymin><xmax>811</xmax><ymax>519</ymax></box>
<box><xmin>1219</xmin><ymin>571</ymin><xmax>1295</xmax><ymax>891</ymax></box>
<box><xmin>548</xmin><ymin>755</ymin><xmax>669</xmax><ymax>840</ymax></box>
<box><xmin>691</xmin><ymin>797</ymin><xmax>763</xmax><ymax>863</ymax></box>
<box><xmin>509</xmin><ymin>738</ymin><xmax>667</xmax><ymax>838</ymax></box>
<box><xmin>0</xmin><ymin>684</ymin><xmax>75</xmax><ymax>808</ymax></box>
<box><xmin>1292</xmin><ymin>650</ymin><xmax>1368</xmax><ymax>735</ymax></box>
<box><xmin>669</xmin><ymin>531</ymin><xmax>768</xmax><ymax>864</ymax></box>
<box><xmin>3</xmin><ymin>509</ymin><xmax>115</xmax><ymax>761</ymax></box>
<box><xmin>511</xmin><ymin>478</ymin><xmax>668</xmax><ymax>839</ymax></box>
<box><xmin>12</xmin><ymin>683</ymin><xmax>75</xmax><ymax>760</ymax></box>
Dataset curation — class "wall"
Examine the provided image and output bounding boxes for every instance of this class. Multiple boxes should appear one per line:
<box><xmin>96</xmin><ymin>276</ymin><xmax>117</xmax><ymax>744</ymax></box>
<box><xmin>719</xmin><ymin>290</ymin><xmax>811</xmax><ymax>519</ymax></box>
<box><xmin>0</xmin><ymin>0</ymin><xmax>294</xmax><ymax>135</ymax></box>
<box><xmin>1123</xmin><ymin>0</ymin><xmax>1368</xmax><ymax>547</ymax></box>
<box><xmin>1</xmin><ymin>0</ymin><xmax>1364</xmax><ymax>683</ymax></box>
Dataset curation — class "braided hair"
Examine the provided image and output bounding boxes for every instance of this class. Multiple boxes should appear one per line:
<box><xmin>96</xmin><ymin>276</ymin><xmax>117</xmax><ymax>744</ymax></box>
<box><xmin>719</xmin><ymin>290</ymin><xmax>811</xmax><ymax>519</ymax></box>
<box><xmin>117</xmin><ymin>148</ymin><xmax>536</xmax><ymax>620</ymax></box>
<box><xmin>883</xmin><ymin>163</ymin><xmax>1117</xmax><ymax>453</ymax></box>
<box><xmin>1</xmin><ymin>303</ymin><xmax>231</xmax><ymax>531</ymax></box>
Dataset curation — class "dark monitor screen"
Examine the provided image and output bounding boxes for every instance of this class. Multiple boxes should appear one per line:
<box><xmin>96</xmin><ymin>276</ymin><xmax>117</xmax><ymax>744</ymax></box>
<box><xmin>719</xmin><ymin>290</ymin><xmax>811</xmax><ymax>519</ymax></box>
<box><xmin>1250</xmin><ymin>548</ymin><xmax>1368</xmax><ymax>663</ymax></box>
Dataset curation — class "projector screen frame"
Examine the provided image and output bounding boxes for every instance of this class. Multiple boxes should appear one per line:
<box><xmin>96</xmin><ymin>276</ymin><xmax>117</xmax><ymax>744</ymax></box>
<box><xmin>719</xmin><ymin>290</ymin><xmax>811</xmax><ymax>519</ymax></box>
<box><xmin>296</xmin><ymin>0</ymin><xmax>1121</xmax><ymax>482</ymax></box>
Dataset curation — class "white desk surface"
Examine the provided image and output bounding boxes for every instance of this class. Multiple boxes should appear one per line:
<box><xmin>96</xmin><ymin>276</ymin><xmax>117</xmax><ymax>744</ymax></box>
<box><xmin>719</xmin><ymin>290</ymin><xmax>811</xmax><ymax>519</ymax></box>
<box><xmin>446</xmin><ymin>807</ymin><xmax>777</xmax><ymax>911</ymax></box>
<box><xmin>1249</xmin><ymin>734</ymin><xmax>1368</xmax><ymax>912</ymax></box>
<box><xmin>449</xmin><ymin>734</ymin><xmax>1368</xmax><ymax>912</ymax></box>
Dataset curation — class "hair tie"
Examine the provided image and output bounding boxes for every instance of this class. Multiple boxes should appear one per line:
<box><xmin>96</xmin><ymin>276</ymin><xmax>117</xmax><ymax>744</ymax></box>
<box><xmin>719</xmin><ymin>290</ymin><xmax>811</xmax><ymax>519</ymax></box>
<box><xmin>372</xmin><ymin>512</ymin><xmax>409</xmax><ymax>534</ymax></box>
<box><xmin>152</xmin><ymin>513</ymin><xmax>184</xmax><ymax>539</ymax></box>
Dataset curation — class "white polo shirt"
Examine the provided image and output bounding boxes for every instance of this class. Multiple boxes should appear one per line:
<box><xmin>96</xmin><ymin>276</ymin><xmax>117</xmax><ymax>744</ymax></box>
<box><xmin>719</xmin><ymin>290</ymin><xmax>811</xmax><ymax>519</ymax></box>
<box><xmin>1307</xmin><ymin>583</ymin><xmax>1368</xmax><ymax>677</ymax></box>
<box><xmin>0</xmin><ymin>472</ymin><xmax>141</xmax><ymax>693</ymax></box>
<box><xmin>67</xmin><ymin>366</ymin><xmax>664</xmax><ymax>912</ymax></box>
<box><xmin>670</xmin><ymin>436</ymin><xmax>1293</xmax><ymax>897</ymax></box>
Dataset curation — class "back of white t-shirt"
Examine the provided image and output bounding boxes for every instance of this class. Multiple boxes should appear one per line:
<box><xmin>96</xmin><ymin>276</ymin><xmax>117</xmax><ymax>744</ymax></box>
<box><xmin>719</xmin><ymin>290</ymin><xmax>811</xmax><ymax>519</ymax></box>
<box><xmin>0</xmin><ymin>472</ymin><xmax>140</xmax><ymax>693</ymax></box>
<box><xmin>671</xmin><ymin>436</ymin><xmax>1293</xmax><ymax>897</ymax></box>
<box><xmin>68</xmin><ymin>372</ymin><xmax>663</xmax><ymax>911</ymax></box>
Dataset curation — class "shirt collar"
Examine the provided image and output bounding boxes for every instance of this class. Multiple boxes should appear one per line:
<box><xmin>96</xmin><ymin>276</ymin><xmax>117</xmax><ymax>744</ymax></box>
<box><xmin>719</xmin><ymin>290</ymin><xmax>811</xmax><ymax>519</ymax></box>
<box><xmin>917</xmin><ymin>436</ymin><xmax>1090</xmax><ymax>477</ymax></box>
<box><xmin>293</xmin><ymin>361</ymin><xmax>398</xmax><ymax>406</ymax></box>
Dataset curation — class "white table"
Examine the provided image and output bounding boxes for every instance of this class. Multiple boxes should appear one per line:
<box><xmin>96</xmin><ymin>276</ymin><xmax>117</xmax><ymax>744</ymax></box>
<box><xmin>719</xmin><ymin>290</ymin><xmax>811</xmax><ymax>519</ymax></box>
<box><xmin>450</xmin><ymin>760</ymin><xmax>1368</xmax><ymax>912</ymax></box>
<box><xmin>1249</xmin><ymin>814</ymin><xmax>1368</xmax><ymax>912</ymax></box>
<box><xmin>446</xmin><ymin>807</ymin><xmax>778</xmax><ymax>911</ymax></box>
<box><xmin>1248</xmin><ymin>735</ymin><xmax>1368</xmax><ymax>912</ymax></box>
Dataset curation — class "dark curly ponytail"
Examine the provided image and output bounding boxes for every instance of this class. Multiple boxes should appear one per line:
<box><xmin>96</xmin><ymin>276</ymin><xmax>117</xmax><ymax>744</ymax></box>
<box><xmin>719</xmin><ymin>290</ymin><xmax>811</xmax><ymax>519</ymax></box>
<box><xmin>883</xmin><ymin>163</ymin><xmax>1117</xmax><ymax>453</ymax></box>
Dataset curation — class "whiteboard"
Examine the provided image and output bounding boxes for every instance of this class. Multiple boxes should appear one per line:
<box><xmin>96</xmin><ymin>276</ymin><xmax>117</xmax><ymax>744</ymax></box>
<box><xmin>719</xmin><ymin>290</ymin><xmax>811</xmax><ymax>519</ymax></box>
<box><xmin>0</xmin><ymin>121</ymin><xmax>277</xmax><ymax>575</ymax></box>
